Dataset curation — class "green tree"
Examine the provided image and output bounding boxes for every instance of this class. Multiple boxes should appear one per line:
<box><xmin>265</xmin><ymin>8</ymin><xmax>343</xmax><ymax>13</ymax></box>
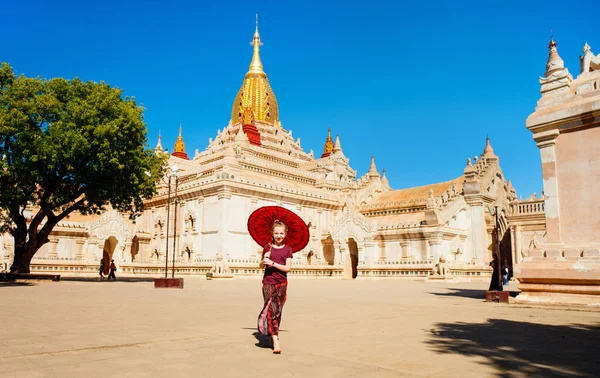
<box><xmin>0</xmin><ymin>63</ymin><xmax>165</xmax><ymax>273</ymax></box>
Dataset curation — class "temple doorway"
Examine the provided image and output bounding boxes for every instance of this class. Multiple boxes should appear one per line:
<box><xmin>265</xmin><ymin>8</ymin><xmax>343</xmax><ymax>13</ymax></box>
<box><xmin>348</xmin><ymin>238</ymin><xmax>359</xmax><ymax>279</ymax></box>
<box><xmin>500</xmin><ymin>231</ymin><xmax>513</xmax><ymax>279</ymax></box>
<box><xmin>102</xmin><ymin>236</ymin><xmax>118</xmax><ymax>274</ymax></box>
<box><xmin>322</xmin><ymin>236</ymin><xmax>335</xmax><ymax>265</ymax></box>
<box><xmin>130</xmin><ymin>236</ymin><xmax>139</xmax><ymax>262</ymax></box>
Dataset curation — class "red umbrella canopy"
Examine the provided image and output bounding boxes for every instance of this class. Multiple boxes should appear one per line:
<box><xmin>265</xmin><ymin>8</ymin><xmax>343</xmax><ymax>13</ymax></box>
<box><xmin>247</xmin><ymin>206</ymin><xmax>310</xmax><ymax>253</ymax></box>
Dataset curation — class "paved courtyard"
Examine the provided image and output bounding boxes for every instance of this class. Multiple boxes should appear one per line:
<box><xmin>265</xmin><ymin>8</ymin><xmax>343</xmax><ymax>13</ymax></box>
<box><xmin>1</xmin><ymin>276</ymin><xmax>599</xmax><ymax>377</ymax></box>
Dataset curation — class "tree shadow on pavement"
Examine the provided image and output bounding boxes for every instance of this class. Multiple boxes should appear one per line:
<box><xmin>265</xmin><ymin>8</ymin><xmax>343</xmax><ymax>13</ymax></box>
<box><xmin>426</xmin><ymin>318</ymin><xmax>600</xmax><ymax>377</ymax></box>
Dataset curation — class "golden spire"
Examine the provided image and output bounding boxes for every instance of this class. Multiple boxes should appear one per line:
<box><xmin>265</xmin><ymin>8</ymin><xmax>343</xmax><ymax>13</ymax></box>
<box><xmin>321</xmin><ymin>126</ymin><xmax>334</xmax><ymax>157</ymax></box>
<box><xmin>231</xmin><ymin>16</ymin><xmax>280</xmax><ymax>126</ymax></box>
<box><xmin>172</xmin><ymin>123</ymin><xmax>189</xmax><ymax>160</ymax></box>
<box><xmin>248</xmin><ymin>14</ymin><xmax>265</xmax><ymax>76</ymax></box>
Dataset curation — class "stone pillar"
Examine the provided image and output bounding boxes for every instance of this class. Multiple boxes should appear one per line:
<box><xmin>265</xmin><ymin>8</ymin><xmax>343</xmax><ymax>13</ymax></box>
<box><xmin>515</xmin><ymin>225</ymin><xmax>522</xmax><ymax>265</ymax></box>
<box><xmin>429</xmin><ymin>234</ymin><xmax>442</xmax><ymax>262</ymax></box>
<box><xmin>87</xmin><ymin>240</ymin><xmax>100</xmax><ymax>261</ymax></box>
<box><xmin>535</xmin><ymin>129</ymin><xmax>562</xmax><ymax>243</ymax></box>
<box><xmin>75</xmin><ymin>240</ymin><xmax>85</xmax><ymax>260</ymax></box>
<box><xmin>357</xmin><ymin>245</ymin><xmax>364</xmax><ymax>264</ymax></box>
<box><xmin>509</xmin><ymin>226</ymin><xmax>516</xmax><ymax>268</ymax></box>
<box><xmin>401</xmin><ymin>240</ymin><xmax>411</xmax><ymax>261</ymax></box>
<box><xmin>315</xmin><ymin>209</ymin><xmax>323</xmax><ymax>261</ymax></box>
<box><xmin>197</xmin><ymin>197</ymin><xmax>205</xmax><ymax>258</ymax></box>
<box><xmin>334</xmin><ymin>243</ymin><xmax>342</xmax><ymax>265</ymax></box>
<box><xmin>218</xmin><ymin>190</ymin><xmax>232</xmax><ymax>258</ymax></box>
<box><xmin>378</xmin><ymin>241</ymin><xmax>386</xmax><ymax>263</ymax></box>
<box><xmin>47</xmin><ymin>238</ymin><xmax>59</xmax><ymax>259</ymax></box>
<box><xmin>425</xmin><ymin>240</ymin><xmax>431</xmax><ymax>261</ymax></box>
<box><xmin>363</xmin><ymin>242</ymin><xmax>374</xmax><ymax>265</ymax></box>
<box><xmin>138</xmin><ymin>238</ymin><xmax>151</xmax><ymax>262</ymax></box>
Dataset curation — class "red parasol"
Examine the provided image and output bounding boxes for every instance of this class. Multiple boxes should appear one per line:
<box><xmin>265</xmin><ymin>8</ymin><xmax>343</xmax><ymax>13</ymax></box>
<box><xmin>247</xmin><ymin>206</ymin><xmax>310</xmax><ymax>253</ymax></box>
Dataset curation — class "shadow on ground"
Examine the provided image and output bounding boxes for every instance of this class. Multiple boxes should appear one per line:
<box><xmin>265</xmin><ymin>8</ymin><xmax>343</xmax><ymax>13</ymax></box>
<box><xmin>429</xmin><ymin>288</ymin><xmax>520</xmax><ymax>300</ymax></box>
<box><xmin>252</xmin><ymin>331</ymin><xmax>273</xmax><ymax>350</ymax></box>
<box><xmin>61</xmin><ymin>276</ymin><xmax>156</xmax><ymax>283</ymax></box>
<box><xmin>427</xmin><ymin>318</ymin><xmax>600</xmax><ymax>377</ymax></box>
<box><xmin>0</xmin><ymin>281</ymin><xmax>36</xmax><ymax>287</ymax></box>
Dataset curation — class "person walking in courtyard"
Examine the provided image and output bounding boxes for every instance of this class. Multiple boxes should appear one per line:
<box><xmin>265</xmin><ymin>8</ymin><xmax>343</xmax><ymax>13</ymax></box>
<box><xmin>248</xmin><ymin>206</ymin><xmax>310</xmax><ymax>355</ymax></box>
<box><xmin>98</xmin><ymin>259</ymin><xmax>105</xmax><ymax>281</ymax></box>
<box><xmin>107</xmin><ymin>259</ymin><xmax>117</xmax><ymax>281</ymax></box>
<box><xmin>257</xmin><ymin>220</ymin><xmax>293</xmax><ymax>354</ymax></box>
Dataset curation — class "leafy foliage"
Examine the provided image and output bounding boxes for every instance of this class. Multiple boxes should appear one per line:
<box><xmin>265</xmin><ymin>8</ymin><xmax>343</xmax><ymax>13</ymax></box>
<box><xmin>0</xmin><ymin>63</ymin><xmax>165</xmax><ymax>271</ymax></box>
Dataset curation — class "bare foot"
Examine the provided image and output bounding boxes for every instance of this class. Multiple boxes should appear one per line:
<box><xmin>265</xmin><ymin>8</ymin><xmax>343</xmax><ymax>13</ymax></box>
<box><xmin>272</xmin><ymin>335</ymin><xmax>281</xmax><ymax>354</ymax></box>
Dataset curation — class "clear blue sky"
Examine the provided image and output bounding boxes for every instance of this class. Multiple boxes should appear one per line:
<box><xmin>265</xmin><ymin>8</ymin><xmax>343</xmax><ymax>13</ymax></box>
<box><xmin>4</xmin><ymin>0</ymin><xmax>599</xmax><ymax>198</ymax></box>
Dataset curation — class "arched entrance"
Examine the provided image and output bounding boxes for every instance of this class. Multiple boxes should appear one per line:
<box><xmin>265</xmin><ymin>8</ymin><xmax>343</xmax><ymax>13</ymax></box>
<box><xmin>102</xmin><ymin>236</ymin><xmax>118</xmax><ymax>274</ymax></box>
<box><xmin>130</xmin><ymin>236</ymin><xmax>139</xmax><ymax>262</ymax></box>
<box><xmin>322</xmin><ymin>236</ymin><xmax>335</xmax><ymax>265</ymax></box>
<box><xmin>500</xmin><ymin>230</ymin><xmax>513</xmax><ymax>279</ymax></box>
<box><xmin>348</xmin><ymin>238</ymin><xmax>359</xmax><ymax>279</ymax></box>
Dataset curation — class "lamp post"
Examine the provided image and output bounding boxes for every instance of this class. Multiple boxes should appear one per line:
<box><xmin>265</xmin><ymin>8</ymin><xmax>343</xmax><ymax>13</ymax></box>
<box><xmin>154</xmin><ymin>165</ymin><xmax>184</xmax><ymax>288</ymax></box>
<box><xmin>164</xmin><ymin>175</ymin><xmax>172</xmax><ymax>278</ymax></box>
<box><xmin>171</xmin><ymin>166</ymin><xmax>179</xmax><ymax>279</ymax></box>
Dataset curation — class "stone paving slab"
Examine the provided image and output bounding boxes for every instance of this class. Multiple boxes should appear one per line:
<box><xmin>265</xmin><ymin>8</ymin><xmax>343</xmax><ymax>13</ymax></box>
<box><xmin>1</xmin><ymin>277</ymin><xmax>599</xmax><ymax>377</ymax></box>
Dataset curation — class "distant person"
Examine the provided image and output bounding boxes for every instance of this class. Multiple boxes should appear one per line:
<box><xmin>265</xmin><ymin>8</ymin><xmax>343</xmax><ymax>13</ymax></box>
<box><xmin>107</xmin><ymin>259</ymin><xmax>117</xmax><ymax>281</ymax></box>
<box><xmin>502</xmin><ymin>266</ymin><xmax>509</xmax><ymax>286</ymax></box>
<box><xmin>488</xmin><ymin>253</ymin><xmax>503</xmax><ymax>291</ymax></box>
<box><xmin>98</xmin><ymin>259</ymin><xmax>105</xmax><ymax>281</ymax></box>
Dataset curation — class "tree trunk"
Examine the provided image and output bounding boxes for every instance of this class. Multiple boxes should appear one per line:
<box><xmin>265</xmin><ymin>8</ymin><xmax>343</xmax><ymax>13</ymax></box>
<box><xmin>10</xmin><ymin>238</ymin><xmax>46</xmax><ymax>273</ymax></box>
<box><xmin>10</xmin><ymin>241</ymin><xmax>45</xmax><ymax>274</ymax></box>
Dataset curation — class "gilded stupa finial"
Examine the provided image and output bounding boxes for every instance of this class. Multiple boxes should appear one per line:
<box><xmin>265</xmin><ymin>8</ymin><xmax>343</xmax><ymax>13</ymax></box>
<box><xmin>231</xmin><ymin>17</ymin><xmax>279</xmax><ymax>125</ymax></box>
<box><xmin>248</xmin><ymin>14</ymin><xmax>265</xmax><ymax>77</ymax></box>
<box><xmin>172</xmin><ymin>123</ymin><xmax>189</xmax><ymax>160</ymax></box>
<box><xmin>321</xmin><ymin>126</ymin><xmax>334</xmax><ymax>158</ymax></box>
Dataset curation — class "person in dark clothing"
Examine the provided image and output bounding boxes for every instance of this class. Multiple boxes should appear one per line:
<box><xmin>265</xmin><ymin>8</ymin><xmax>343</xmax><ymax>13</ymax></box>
<box><xmin>98</xmin><ymin>259</ymin><xmax>105</xmax><ymax>281</ymax></box>
<box><xmin>107</xmin><ymin>259</ymin><xmax>117</xmax><ymax>281</ymax></box>
<box><xmin>488</xmin><ymin>253</ymin><xmax>503</xmax><ymax>291</ymax></box>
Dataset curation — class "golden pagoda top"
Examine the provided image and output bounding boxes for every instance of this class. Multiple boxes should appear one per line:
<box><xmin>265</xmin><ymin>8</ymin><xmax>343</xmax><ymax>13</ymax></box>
<box><xmin>231</xmin><ymin>15</ymin><xmax>280</xmax><ymax>126</ymax></box>
<box><xmin>172</xmin><ymin>124</ymin><xmax>189</xmax><ymax>160</ymax></box>
<box><xmin>321</xmin><ymin>127</ymin><xmax>334</xmax><ymax>158</ymax></box>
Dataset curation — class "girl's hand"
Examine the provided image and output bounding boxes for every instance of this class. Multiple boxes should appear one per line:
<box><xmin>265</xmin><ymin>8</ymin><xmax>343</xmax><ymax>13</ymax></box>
<box><xmin>263</xmin><ymin>257</ymin><xmax>273</xmax><ymax>266</ymax></box>
<box><xmin>264</xmin><ymin>252</ymin><xmax>271</xmax><ymax>259</ymax></box>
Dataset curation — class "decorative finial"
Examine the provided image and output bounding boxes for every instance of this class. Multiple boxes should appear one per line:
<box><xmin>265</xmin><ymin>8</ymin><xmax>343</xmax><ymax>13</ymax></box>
<box><xmin>172</xmin><ymin>123</ymin><xmax>189</xmax><ymax>159</ymax></box>
<box><xmin>368</xmin><ymin>155</ymin><xmax>380</xmax><ymax>177</ymax></box>
<box><xmin>321</xmin><ymin>126</ymin><xmax>334</xmax><ymax>158</ymax></box>
<box><xmin>334</xmin><ymin>134</ymin><xmax>342</xmax><ymax>152</ymax></box>
<box><xmin>583</xmin><ymin>42</ymin><xmax>591</xmax><ymax>53</ymax></box>
<box><xmin>248</xmin><ymin>15</ymin><xmax>265</xmax><ymax>76</ymax></box>
<box><xmin>154</xmin><ymin>131</ymin><xmax>164</xmax><ymax>153</ymax></box>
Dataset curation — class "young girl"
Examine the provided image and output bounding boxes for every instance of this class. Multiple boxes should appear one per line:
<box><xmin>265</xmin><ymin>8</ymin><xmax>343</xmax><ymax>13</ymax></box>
<box><xmin>257</xmin><ymin>220</ymin><xmax>293</xmax><ymax>354</ymax></box>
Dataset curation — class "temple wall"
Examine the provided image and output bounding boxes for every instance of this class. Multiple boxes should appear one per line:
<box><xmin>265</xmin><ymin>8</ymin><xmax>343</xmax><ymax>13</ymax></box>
<box><xmin>554</xmin><ymin>128</ymin><xmax>600</xmax><ymax>246</ymax></box>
